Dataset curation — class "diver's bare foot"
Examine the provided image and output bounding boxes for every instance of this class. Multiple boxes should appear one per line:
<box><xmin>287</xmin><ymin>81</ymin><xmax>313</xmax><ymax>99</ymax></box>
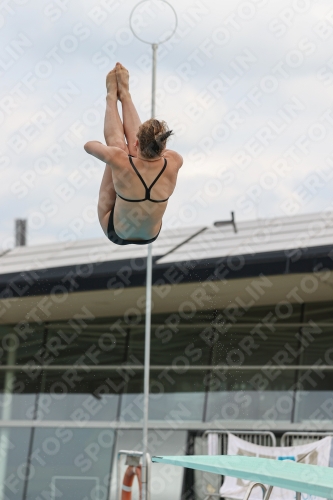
<box><xmin>116</xmin><ymin>62</ymin><xmax>130</xmax><ymax>100</ymax></box>
<box><xmin>106</xmin><ymin>67</ymin><xmax>117</xmax><ymax>98</ymax></box>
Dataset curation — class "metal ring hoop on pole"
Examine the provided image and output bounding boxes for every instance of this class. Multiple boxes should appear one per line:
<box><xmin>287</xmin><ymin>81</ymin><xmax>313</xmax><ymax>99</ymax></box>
<box><xmin>129</xmin><ymin>0</ymin><xmax>178</xmax><ymax>45</ymax></box>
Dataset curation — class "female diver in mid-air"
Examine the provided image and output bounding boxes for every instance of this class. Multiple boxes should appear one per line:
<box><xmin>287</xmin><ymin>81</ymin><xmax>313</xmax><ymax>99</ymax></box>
<box><xmin>84</xmin><ymin>62</ymin><xmax>183</xmax><ymax>245</ymax></box>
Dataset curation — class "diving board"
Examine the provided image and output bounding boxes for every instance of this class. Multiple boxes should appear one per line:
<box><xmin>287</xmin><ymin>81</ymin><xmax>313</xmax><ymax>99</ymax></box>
<box><xmin>152</xmin><ymin>455</ymin><xmax>333</xmax><ymax>499</ymax></box>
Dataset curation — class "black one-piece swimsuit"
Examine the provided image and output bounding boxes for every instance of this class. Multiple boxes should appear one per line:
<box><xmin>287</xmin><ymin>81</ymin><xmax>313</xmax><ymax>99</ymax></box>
<box><xmin>107</xmin><ymin>155</ymin><xmax>169</xmax><ymax>246</ymax></box>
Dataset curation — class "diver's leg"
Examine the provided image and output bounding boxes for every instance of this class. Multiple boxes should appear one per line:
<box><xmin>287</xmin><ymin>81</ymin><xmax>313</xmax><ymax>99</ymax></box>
<box><xmin>98</xmin><ymin>67</ymin><xmax>128</xmax><ymax>234</ymax></box>
<box><xmin>98</xmin><ymin>165</ymin><xmax>117</xmax><ymax>235</ymax></box>
<box><xmin>116</xmin><ymin>62</ymin><xmax>142</xmax><ymax>156</ymax></box>
<box><xmin>104</xmin><ymin>66</ymin><xmax>128</xmax><ymax>151</ymax></box>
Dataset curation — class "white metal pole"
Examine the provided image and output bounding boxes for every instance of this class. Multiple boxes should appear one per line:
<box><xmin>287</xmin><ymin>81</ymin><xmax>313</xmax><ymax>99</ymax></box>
<box><xmin>142</xmin><ymin>243</ymin><xmax>153</xmax><ymax>500</ymax></box>
<box><xmin>142</xmin><ymin>43</ymin><xmax>158</xmax><ymax>500</ymax></box>
<box><xmin>151</xmin><ymin>43</ymin><xmax>157</xmax><ymax>118</ymax></box>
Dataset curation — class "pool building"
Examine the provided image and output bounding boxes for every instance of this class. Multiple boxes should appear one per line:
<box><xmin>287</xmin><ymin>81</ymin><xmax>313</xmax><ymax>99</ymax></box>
<box><xmin>0</xmin><ymin>212</ymin><xmax>333</xmax><ymax>500</ymax></box>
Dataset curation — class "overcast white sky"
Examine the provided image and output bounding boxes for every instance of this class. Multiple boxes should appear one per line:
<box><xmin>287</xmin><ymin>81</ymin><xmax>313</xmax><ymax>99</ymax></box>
<box><xmin>2</xmin><ymin>0</ymin><xmax>333</xmax><ymax>249</ymax></box>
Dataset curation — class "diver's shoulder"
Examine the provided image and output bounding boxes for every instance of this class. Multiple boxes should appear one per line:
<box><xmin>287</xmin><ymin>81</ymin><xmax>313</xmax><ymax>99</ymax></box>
<box><xmin>164</xmin><ymin>149</ymin><xmax>183</xmax><ymax>169</ymax></box>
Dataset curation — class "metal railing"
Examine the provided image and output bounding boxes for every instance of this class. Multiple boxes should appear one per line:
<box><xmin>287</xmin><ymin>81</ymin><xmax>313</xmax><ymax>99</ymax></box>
<box><xmin>203</xmin><ymin>430</ymin><xmax>277</xmax><ymax>455</ymax></box>
<box><xmin>280</xmin><ymin>432</ymin><xmax>333</xmax><ymax>447</ymax></box>
<box><xmin>117</xmin><ymin>450</ymin><xmax>151</xmax><ymax>500</ymax></box>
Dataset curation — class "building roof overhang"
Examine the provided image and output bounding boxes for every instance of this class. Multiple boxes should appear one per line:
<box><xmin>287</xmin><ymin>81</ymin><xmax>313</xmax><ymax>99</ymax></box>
<box><xmin>0</xmin><ymin>212</ymin><xmax>332</xmax><ymax>324</ymax></box>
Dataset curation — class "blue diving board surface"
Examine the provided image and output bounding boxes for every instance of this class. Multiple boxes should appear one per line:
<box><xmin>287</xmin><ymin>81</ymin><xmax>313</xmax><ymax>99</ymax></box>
<box><xmin>152</xmin><ymin>455</ymin><xmax>333</xmax><ymax>499</ymax></box>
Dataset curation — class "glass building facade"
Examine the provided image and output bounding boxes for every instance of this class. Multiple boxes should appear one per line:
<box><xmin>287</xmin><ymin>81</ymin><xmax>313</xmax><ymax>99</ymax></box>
<box><xmin>0</xmin><ymin>300</ymin><xmax>332</xmax><ymax>500</ymax></box>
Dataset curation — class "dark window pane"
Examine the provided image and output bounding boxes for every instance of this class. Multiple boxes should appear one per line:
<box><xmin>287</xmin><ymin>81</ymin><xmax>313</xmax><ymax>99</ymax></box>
<box><xmin>132</xmin><ymin>322</ymin><xmax>213</xmax><ymax>366</ymax></box>
<box><xmin>296</xmin><ymin>369</ymin><xmax>333</xmax><ymax>391</ymax></box>
<box><xmin>0</xmin><ymin>324</ymin><xmax>44</xmax><ymax>366</ymax></box>
<box><xmin>212</xmin><ymin>325</ymin><xmax>301</xmax><ymax>366</ymax></box>
<box><xmin>305</xmin><ymin>302</ymin><xmax>333</xmax><ymax>323</ymax></box>
<box><xmin>44</xmin><ymin>322</ymin><xmax>128</xmax><ymax>366</ymax></box>
<box><xmin>127</xmin><ymin>306</ymin><xmax>303</xmax><ymax>367</ymax></box>
<box><xmin>299</xmin><ymin>326</ymin><xmax>333</xmax><ymax>365</ymax></box>
<box><xmin>207</xmin><ymin>368</ymin><xmax>295</xmax><ymax>392</ymax></box>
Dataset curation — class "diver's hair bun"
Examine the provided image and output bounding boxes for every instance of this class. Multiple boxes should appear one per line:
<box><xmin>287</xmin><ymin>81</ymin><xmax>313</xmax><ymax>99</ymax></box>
<box><xmin>150</xmin><ymin>130</ymin><xmax>173</xmax><ymax>154</ymax></box>
<box><xmin>137</xmin><ymin>119</ymin><xmax>173</xmax><ymax>158</ymax></box>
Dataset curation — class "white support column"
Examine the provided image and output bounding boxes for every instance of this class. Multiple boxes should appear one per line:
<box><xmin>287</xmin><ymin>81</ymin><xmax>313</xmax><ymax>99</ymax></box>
<box><xmin>0</xmin><ymin>348</ymin><xmax>16</xmax><ymax>500</ymax></box>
